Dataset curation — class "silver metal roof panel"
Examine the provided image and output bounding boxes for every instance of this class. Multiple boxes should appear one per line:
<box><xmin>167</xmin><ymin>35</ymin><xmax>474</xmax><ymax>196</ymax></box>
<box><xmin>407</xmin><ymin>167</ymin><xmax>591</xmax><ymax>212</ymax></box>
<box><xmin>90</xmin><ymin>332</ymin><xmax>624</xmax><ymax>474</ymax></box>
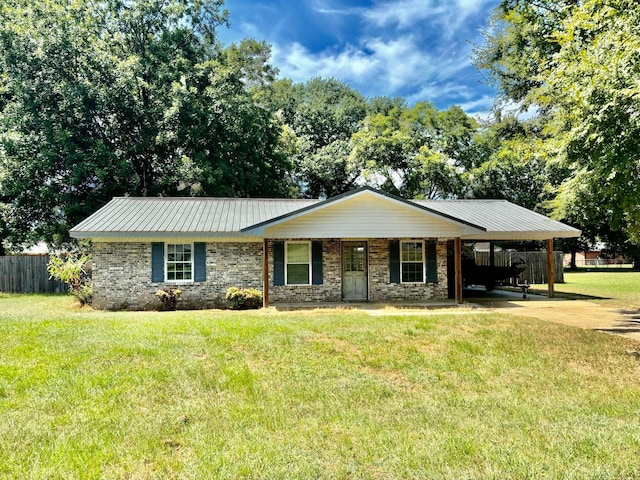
<box><xmin>70</xmin><ymin>197</ymin><xmax>320</xmax><ymax>237</ymax></box>
<box><xmin>414</xmin><ymin>199</ymin><xmax>580</xmax><ymax>240</ymax></box>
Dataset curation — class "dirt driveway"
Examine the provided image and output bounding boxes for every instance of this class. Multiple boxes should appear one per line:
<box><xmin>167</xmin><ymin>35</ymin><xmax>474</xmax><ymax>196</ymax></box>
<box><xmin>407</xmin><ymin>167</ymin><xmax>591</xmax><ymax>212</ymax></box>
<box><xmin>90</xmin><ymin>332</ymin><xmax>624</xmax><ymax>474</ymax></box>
<box><xmin>465</xmin><ymin>289</ymin><xmax>640</xmax><ymax>341</ymax></box>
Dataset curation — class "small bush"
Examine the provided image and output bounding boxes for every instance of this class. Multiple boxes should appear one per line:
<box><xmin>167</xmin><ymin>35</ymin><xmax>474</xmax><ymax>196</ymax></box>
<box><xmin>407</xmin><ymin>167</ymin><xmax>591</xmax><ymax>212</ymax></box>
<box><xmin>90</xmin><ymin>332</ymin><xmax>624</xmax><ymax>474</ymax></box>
<box><xmin>48</xmin><ymin>253</ymin><xmax>93</xmax><ymax>306</ymax></box>
<box><xmin>155</xmin><ymin>287</ymin><xmax>182</xmax><ymax>311</ymax></box>
<box><xmin>226</xmin><ymin>287</ymin><xmax>263</xmax><ymax>310</ymax></box>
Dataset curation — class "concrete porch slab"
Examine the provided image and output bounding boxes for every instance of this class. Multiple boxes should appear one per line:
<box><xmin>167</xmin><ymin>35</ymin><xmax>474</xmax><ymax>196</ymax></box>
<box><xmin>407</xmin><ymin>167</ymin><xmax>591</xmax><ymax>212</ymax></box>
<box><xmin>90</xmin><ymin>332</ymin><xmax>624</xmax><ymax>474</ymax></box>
<box><xmin>269</xmin><ymin>299</ymin><xmax>462</xmax><ymax>312</ymax></box>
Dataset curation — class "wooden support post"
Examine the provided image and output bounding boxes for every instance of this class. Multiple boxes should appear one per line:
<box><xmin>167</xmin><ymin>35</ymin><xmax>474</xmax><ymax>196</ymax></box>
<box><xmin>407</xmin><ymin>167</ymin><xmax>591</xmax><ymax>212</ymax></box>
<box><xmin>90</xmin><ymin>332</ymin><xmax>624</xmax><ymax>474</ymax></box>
<box><xmin>455</xmin><ymin>237</ymin><xmax>463</xmax><ymax>304</ymax></box>
<box><xmin>547</xmin><ymin>238</ymin><xmax>555</xmax><ymax>299</ymax></box>
<box><xmin>263</xmin><ymin>239</ymin><xmax>269</xmax><ymax>308</ymax></box>
<box><xmin>489</xmin><ymin>241</ymin><xmax>495</xmax><ymax>267</ymax></box>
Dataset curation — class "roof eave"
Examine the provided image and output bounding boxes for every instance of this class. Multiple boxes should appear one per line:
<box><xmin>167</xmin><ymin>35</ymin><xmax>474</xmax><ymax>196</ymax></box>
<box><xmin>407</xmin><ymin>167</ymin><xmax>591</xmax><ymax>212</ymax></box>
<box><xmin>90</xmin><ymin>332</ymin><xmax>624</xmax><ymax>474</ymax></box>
<box><xmin>462</xmin><ymin>229</ymin><xmax>582</xmax><ymax>241</ymax></box>
<box><xmin>70</xmin><ymin>231</ymin><xmax>248</xmax><ymax>239</ymax></box>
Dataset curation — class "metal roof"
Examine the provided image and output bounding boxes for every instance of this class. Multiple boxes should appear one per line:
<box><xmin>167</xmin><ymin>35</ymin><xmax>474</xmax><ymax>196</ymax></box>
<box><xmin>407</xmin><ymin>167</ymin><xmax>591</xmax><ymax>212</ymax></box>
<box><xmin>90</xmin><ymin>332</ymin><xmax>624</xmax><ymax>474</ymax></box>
<box><xmin>70</xmin><ymin>197</ymin><xmax>320</xmax><ymax>237</ymax></box>
<box><xmin>414</xmin><ymin>199</ymin><xmax>580</xmax><ymax>240</ymax></box>
<box><xmin>70</xmin><ymin>190</ymin><xmax>581</xmax><ymax>240</ymax></box>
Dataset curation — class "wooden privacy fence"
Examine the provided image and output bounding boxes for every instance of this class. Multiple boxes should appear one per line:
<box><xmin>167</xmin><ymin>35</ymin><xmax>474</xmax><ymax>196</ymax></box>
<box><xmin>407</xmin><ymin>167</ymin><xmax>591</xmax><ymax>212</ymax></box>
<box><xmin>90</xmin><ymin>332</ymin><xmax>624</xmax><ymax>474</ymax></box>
<box><xmin>0</xmin><ymin>255</ymin><xmax>66</xmax><ymax>293</ymax></box>
<box><xmin>474</xmin><ymin>251</ymin><xmax>565</xmax><ymax>284</ymax></box>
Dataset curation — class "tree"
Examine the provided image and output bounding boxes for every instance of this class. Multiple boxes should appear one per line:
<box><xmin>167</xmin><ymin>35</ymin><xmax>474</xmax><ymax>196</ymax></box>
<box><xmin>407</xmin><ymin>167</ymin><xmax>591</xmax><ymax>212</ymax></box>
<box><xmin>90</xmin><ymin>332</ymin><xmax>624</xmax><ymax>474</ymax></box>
<box><xmin>297</xmin><ymin>140</ymin><xmax>359</xmax><ymax>199</ymax></box>
<box><xmin>0</xmin><ymin>0</ymin><xmax>291</xmax><ymax>248</ymax></box>
<box><xmin>464</xmin><ymin>115</ymin><xmax>567</xmax><ymax>210</ymax></box>
<box><xmin>223</xmin><ymin>39</ymin><xmax>278</xmax><ymax>92</ymax></box>
<box><xmin>476</xmin><ymin>0</ymin><xmax>640</xmax><ymax>266</ymax></box>
<box><xmin>351</xmin><ymin>102</ymin><xmax>475</xmax><ymax>199</ymax></box>
<box><xmin>291</xmin><ymin>77</ymin><xmax>367</xmax><ymax>151</ymax></box>
<box><xmin>47</xmin><ymin>253</ymin><xmax>93</xmax><ymax>306</ymax></box>
<box><xmin>542</xmin><ymin>0</ymin><xmax>640</xmax><ymax>244</ymax></box>
<box><xmin>266</xmin><ymin>77</ymin><xmax>367</xmax><ymax>198</ymax></box>
<box><xmin>474</xmin><ymin>0</ymin><xmax>579</xmax><ymax>106</ymax></box>
<box><xmin>366</xmin><ymin>96</ymin><xmax>406</xmax><ymax>116</ymax></box>
<box><xmin>158</xmin><ymin>62</ymin><xmax>292</xmax><ymax>198</ymax></box>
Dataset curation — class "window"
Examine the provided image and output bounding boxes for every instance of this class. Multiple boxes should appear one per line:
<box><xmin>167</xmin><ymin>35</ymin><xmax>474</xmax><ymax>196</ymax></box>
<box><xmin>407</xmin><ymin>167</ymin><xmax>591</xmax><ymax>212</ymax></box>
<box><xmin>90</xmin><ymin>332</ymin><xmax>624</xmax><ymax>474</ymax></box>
<box><xmin>343</xmin><ymin>244</ymin><xmax>366</xmax><ymax>273</ymax></box>
<box><xmin>286</xmin><ymin>242</ymin><xmax>311</xmax><ymax>285</ymax></box>
<box><xmin>166</xmin><ymin>243</ymin><xmax>193</xmax><ymax>281</ymax></box>
<box><xmin>401</xmin><ymin>241</ymin><xmax>424</xmax><ymax>283</ymax></box>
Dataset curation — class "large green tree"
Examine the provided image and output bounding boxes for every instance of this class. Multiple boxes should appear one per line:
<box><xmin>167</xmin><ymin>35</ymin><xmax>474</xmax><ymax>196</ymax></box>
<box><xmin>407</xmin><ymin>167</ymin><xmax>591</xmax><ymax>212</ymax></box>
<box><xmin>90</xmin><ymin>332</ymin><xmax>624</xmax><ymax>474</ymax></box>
<box><xmin>476</xmin><ymin>0</ymin><xmax>640</xmax><ymax>265</ymax></box>
<box><xmin>264</xmin><ymin>77</ymin><xmax>367</xmax><ymax>198</ymax></box>
<box><xmin>464</xmin><ymin>115</ymin><xmax>568</xmax><ymax>211</ymax></box>
<box><xmin>351</xmin><ymin>102</ymin><xmax>475</xmax><ymax>199</ymax></box>
<box><xmin>544</xmin><ymin>0</ymin><xmax>640</xmax><ymax>245</ymax></box>
<box><xmin>0</xmin><ymin>0</ymin><xmax>291</xmax><ymax>249</ymax></box>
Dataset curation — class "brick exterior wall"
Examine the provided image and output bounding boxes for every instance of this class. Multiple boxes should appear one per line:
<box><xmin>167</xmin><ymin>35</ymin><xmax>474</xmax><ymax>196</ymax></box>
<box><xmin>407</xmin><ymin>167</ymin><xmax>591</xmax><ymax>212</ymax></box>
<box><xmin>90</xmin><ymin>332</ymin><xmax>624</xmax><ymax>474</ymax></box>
<box><xmin>92</xmin><ymin>238</ymin><xmax>450</xmax><ymax>310</ymax></box>
<box><xmin>268</xmin><ymin>239</ymin><xmax>343</xmax><ymax>303</ymax></box>
<box><xmin>92</xmin><ymin>242</ymin><xmax>263</xmax><ymax>310</ymax></box>
<box><xmin>368</xmin><ymin>239</ymin><xmax>448</xmax><ymax>302</ymax></box>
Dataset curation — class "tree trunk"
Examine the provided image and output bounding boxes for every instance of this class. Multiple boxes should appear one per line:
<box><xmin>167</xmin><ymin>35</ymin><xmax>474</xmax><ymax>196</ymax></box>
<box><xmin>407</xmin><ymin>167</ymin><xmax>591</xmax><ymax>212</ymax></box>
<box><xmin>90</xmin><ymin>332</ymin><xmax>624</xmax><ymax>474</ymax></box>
<box><xmin>569</xmin><ymin>250</ymin><xmax>577</xmax><ymax>270</ymax></box>
<box><xmin>633</xmin><ymin>257</ymin><xmax>640</xmax><ymax>270</ymax></box>
<box><xmin>0</xmin><ymin>242</ymin><xmax>5</xmax><ymax>256</ymax></box>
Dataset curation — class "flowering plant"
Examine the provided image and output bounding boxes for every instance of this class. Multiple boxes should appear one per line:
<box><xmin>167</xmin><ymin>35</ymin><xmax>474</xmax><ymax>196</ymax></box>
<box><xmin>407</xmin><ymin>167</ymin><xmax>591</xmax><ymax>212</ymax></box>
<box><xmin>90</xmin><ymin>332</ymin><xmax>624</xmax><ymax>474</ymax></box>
<box><xmin>155</xmin><ymin>287</ymin><xmax>181</xmax><ymax>310</ymax></box>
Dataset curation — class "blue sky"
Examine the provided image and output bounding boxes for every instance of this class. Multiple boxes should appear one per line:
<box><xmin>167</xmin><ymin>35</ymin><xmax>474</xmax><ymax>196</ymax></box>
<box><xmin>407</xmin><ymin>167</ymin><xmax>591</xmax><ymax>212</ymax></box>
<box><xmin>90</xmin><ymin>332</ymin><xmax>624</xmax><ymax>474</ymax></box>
<box><xmin>218</xmin><ymin>0</ymin><xmax>500</xmax><ymax>117</ymax></box>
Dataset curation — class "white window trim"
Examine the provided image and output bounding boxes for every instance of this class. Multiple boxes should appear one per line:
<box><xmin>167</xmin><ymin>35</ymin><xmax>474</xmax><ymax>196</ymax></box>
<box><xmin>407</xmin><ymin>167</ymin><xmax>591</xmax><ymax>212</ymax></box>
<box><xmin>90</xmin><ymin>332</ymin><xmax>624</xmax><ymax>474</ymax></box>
<box><xmin>165</xmin><ymin>242</ymin><xmax>194</xmax><ymax>283</ymax></box>
<box><xmin>400</xmin><ymin>240</ymin><xmax>426</xmax><ymax>284</ymax></box>
<box><xmin>285</xmin><ymin>241</ymin><xmax>312</xmax><ymax>286</ymax></box>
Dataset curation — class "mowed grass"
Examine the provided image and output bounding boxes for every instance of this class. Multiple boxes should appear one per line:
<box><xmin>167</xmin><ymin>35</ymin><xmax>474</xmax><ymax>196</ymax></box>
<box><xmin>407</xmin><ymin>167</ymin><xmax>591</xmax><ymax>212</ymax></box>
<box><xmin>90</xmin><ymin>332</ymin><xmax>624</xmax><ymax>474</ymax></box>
<box><xmin>2</xmin><ymin>295</ymin><xmax>640</xmax><ymax>479</ymax></box>
<box><xmin>534</xmin><ymin>269</ymin><xmax>640</xmax><ymax>307</ymax></box>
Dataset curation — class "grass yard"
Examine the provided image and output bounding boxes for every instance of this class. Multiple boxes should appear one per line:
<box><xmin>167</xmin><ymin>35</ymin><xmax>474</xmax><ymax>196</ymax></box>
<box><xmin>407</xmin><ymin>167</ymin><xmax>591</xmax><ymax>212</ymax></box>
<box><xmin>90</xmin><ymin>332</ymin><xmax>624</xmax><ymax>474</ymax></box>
<box><xmin>533</xmin><ymin>269</ymin><xmax>640</xmax><ymax>307</ymax></box>
<box><xmin>2</xmin><ymin>294</ymin><xmax>640</xmax><ymax>479</ymax></box>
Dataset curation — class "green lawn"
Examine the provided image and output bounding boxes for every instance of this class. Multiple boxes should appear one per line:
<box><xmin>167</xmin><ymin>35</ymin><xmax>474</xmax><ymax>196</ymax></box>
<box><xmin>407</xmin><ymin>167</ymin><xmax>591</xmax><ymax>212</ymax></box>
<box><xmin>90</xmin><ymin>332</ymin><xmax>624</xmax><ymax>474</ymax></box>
<box><xmin>2</xmin><ymin>294</ymin><xmax>640</xmax><ymax>479</ymax></box>
<box><xmin>534</xmin><ymin>269</ymin><xmax>640</xmax><ymax>306</ymax></box>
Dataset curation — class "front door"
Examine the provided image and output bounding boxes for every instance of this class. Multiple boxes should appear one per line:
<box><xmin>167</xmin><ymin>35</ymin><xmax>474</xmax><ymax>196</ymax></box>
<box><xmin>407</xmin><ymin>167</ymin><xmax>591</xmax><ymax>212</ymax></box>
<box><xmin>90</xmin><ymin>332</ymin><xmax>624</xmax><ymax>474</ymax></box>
<box><xmin>342</xmin><ymin>242</ymin><xmax>368</xmax><ymax>301</ymax></box>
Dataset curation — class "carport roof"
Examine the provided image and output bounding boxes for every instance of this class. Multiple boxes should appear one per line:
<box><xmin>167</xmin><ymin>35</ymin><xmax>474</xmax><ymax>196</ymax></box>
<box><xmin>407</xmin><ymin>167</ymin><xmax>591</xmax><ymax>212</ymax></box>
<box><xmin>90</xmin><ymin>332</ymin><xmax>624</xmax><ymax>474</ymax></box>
<box><xmin>415</xmin><ymin>199</ymin><xmax>581</xmax><ymax>240</ymax></box>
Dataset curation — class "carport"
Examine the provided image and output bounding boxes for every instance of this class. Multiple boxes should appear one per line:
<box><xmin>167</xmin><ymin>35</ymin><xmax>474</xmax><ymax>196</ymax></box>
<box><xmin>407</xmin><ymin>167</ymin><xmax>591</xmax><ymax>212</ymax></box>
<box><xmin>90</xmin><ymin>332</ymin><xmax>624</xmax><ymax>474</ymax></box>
<box><xmin>413</xmin><ymin>199</ymin><xmax>582</xmax><ymax>303</ymax></box>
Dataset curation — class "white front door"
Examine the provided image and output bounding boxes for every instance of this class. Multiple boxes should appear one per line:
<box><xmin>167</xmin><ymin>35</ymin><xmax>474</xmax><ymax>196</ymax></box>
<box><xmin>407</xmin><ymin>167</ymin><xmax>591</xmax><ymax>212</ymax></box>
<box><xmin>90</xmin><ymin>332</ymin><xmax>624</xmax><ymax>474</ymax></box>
<box><xmin>342</xmin><ymin>242</ymin><xmax>368</xmax><ymax>301</ymax></box>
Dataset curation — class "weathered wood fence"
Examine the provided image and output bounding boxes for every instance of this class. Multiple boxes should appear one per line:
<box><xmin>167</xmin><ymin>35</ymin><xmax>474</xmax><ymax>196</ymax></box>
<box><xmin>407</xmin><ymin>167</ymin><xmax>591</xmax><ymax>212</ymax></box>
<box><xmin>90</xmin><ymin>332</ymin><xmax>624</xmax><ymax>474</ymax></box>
<box><xmin>474</xmin><ymin>251</ymin><xmax>565</xmax><ymax>284</ymax></box>
<box><xmin>0</xmin><ymin>255</ymin><xmax>66</xmax><ymax>293</ymax></box>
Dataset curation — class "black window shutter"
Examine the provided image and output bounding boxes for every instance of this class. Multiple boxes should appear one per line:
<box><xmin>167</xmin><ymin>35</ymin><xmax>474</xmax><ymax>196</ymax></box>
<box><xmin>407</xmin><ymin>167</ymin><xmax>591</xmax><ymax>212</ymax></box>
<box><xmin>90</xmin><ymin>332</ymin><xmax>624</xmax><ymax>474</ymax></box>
<box><xmin>151</xmin><ymin>242</ymin><xmax>164</xmax><ymax>282</ymax></box>
<box><xmin>389</xmin><ymin>240</ymin><xmax>400</xmax><ymax>284</ymax></box>
<box><xmin>426</xmin><ymin>240</ymin><xmax>438</xmax><ymax>283</ymax></box>
<box><xmin>273</xmin><ymin>241</ymin><xmax>285</xmax><ymax>286</ymax></box>
<box><xmin>194</xmin><ymin>242</ymin><xmax>207</xmax><ymax>282</ymax></box>
<box><xmin>311</xmin><ymin>241</ymin><xmax>323</xmax><ymax>285</ymax></box>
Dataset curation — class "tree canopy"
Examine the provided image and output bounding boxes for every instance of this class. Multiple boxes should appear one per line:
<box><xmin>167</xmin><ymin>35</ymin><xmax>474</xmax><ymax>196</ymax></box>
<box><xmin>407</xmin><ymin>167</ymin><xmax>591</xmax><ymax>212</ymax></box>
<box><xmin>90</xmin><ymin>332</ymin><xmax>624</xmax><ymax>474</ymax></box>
<box><xmin>475</xmin><ymin>0</ymin><xmax>640</xmax><ymax>263</ymax></box>
<box><xmin>0</xmin><ymin>0</ymin><xmax>291</xmax><ymax>248</ymax></box>
<box><xmin>265</xmin><ymin>77</ymin><xmax>368</xmax><ymax>198</ymax></box>
<box><xmin>351</xmin><ymin>102</ymin><xmax>475</xmax><ymax>199</ymax></box>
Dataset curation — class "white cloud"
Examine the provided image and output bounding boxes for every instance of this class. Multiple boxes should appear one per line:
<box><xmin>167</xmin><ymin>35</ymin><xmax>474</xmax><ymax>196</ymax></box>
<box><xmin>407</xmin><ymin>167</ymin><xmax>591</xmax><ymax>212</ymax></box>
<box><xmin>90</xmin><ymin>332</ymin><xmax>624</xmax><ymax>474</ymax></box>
<box><xmin>271</xmin><ymin>42</ymin><xmax>379</xmax><ymax>83</ymax></box>
<box><xmin>363</xmin><ymin>36</ymin><xmax>434</xmax><ymax>89</ymax></box>
<box><xmin>497</xmin><ymin>99</ymin><xmax>541</xmax><ymax>120</ymax></box>
<box><xmin>310</xmin><ymin>0</ymin><xmax>363</xmax><ymax>17</ymax></box>
<box><xmin>220</xmin><ymin>0</ymin><xmax>499</xmax><ymax>108</ymax></box>
<box><xmin>362</xmin><ymin>0</ymin><xmax>494</xmax><ymax>34</ymax></box>
<box><xmin>363</xmin><ymin>0</ymin><xmax>446</xmax><ymax>29</ymax></box>
<box><xmin>457</xmin><ymin>94</ymin><xmax>495</xmax><ymax>113</ymax></box>
<box><xmin>272</xmin><ymin>34</ymin><xmax>473</xmax><ymax>98</ymax></box>
<box><xmin>405</xmin><ymin>83</ymin><xmax>472</xmax><ymax>105</ymax></box>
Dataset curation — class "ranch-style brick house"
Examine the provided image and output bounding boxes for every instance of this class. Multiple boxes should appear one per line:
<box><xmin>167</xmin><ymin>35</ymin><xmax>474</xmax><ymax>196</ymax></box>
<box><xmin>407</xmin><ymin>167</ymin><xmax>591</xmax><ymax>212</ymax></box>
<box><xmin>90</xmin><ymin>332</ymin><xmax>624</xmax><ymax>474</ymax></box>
<box><xmin>70</xmin><ymin>187</ymin><xmax>580</xmax><ymax>310</ymax></box>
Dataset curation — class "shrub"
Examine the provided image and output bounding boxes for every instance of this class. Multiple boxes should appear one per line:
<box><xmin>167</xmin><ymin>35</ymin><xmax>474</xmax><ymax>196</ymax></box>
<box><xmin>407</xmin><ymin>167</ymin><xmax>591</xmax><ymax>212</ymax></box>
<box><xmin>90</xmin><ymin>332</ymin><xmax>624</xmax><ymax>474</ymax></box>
<box><xmin>155</xmin><ymin>287</ymin><xmax>182</xmax><ymax>311</ymax></box>
<box><xmin>48</xmin><ymin>253</ymin><xmax>93</xmax><ymax>306</ymax></box>
<box><xmin>226</xmin><ymin>287</ymin><xmax>263</xmax><ymax>310</ymax></box>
